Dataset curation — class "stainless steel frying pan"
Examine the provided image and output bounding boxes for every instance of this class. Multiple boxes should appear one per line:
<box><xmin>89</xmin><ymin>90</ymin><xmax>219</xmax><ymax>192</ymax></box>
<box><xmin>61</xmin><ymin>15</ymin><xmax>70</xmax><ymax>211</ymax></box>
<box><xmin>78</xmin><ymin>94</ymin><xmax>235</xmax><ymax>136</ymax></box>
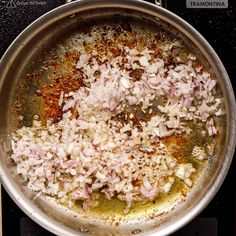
<box><xmin>0</xmin><ymin>0</ymin><xmax>235</xmax><ymax>235</ymax></box>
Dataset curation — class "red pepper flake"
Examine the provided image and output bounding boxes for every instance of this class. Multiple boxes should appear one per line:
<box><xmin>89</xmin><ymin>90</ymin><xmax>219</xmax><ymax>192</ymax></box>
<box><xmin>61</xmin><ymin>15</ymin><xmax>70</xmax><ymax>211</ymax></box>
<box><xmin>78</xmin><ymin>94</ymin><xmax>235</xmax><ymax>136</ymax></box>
<box><xmin>111</xmin><ymin>48</ymin><xmax>121</xmax><ymax>57</ymax></box>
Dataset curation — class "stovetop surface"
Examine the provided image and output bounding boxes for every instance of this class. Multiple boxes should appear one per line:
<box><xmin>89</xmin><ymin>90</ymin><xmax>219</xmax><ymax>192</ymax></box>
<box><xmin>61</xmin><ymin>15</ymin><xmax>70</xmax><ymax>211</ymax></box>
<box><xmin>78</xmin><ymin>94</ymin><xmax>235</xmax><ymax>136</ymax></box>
<box><xmin>0</xmin><ymin>0</ymin><xmax>235</xmax><ymax>235</ymax></box>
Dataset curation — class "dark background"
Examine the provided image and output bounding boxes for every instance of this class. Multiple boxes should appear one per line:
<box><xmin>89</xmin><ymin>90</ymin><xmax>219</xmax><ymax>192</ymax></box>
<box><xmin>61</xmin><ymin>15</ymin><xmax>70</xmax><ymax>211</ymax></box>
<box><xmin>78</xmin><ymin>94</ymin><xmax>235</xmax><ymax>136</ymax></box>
<box><xmin>0</xmin><ymin>0</ymin><xmax>235</xmax><ymax>235</ymax></box>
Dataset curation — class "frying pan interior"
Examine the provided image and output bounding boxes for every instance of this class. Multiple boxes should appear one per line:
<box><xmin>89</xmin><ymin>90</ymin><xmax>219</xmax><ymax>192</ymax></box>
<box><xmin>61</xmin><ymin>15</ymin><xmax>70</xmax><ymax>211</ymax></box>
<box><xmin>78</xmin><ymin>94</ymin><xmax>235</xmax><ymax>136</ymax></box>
<box><xmin>0</xmin><ymin>1</ymin><xmax>234</xmax><ymax>236</ymax></box>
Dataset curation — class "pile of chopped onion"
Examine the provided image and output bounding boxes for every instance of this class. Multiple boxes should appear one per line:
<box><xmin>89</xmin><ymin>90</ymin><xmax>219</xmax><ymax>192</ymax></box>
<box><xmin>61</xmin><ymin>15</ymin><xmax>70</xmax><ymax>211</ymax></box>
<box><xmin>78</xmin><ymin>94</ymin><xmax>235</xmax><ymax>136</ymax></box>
<box><xmin>11</xmin><ymin>42</ymin><xmax>222</xmax><ymax>213</ymax></box>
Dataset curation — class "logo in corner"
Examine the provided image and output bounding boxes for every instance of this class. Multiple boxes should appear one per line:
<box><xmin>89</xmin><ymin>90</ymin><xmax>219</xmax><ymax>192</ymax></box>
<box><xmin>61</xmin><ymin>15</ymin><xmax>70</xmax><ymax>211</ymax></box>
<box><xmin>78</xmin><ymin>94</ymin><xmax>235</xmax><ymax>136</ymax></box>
<box><xmin>186</xmin><ymin>0</ymin><xmax>228</xmax><ymax>8</ymax></box>
<box><xmin>0</xmin><ymin>0</ymin><xmax>17</xmax><ymax>9</ymax></box>
<box><xmin>6</xmin><ymin>0</ymin><xmax>17</xmax><ymax>8</ymax></box>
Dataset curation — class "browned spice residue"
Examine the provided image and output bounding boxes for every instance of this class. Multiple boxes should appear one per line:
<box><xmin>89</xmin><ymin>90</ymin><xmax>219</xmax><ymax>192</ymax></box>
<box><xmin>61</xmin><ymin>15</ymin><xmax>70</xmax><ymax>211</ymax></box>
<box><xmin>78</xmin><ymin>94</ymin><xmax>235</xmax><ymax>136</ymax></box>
<box><xmin>37</xmin><ymin>75</ymin><xmax>83</xmax><ymax>122</ymax></box>
<box><xmin>36</xmin><ymin>52</ymin><xmax>84</xmax><ymax>122</ymax></box>
<box><xmin>163</xmin><ymin>135</ymin><xmax>187</xmax><ymax>160</ymax></box>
